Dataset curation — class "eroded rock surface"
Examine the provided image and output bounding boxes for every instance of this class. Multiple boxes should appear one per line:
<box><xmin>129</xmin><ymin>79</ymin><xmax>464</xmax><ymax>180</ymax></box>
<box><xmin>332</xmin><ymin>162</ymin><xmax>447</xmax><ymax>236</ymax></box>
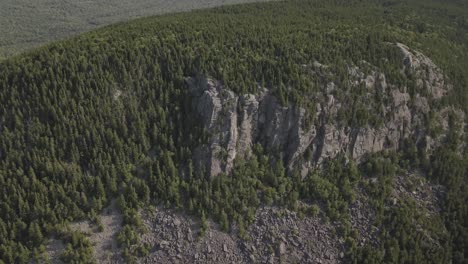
<box><xmin>188</xmin><ymin>43</ymin><xmax>460</xmax><ymax>177</ymax></box>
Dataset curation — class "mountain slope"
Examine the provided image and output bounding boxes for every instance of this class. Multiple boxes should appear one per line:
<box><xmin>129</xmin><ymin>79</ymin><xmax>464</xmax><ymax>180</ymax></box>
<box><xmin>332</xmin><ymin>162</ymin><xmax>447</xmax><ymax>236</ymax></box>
<box><xmin>0</xmin><ymin>0</ymin><xmax>272</xmax><ymax>60</ymax></box>
<box><xmin>0</xmin><ymin>0</ymin><xmax>467</xmax><ymax>263</ymax></box>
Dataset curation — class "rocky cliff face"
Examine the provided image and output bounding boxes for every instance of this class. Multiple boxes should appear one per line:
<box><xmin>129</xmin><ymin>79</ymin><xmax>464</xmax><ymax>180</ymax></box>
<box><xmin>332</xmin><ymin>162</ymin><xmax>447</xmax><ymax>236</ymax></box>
<box><xmin>187</xmin><ymin>43</ymin><xmax>462</xmax><ymax>178</ymax></box>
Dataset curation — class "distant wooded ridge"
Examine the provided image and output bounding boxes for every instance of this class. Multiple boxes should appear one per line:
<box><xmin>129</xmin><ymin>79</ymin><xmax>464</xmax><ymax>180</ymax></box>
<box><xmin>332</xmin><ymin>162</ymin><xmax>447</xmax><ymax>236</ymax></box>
<box><xmin>0</xmin><ymin>0</ymin><xmax>272</xmax><ymax>60</ymax></box>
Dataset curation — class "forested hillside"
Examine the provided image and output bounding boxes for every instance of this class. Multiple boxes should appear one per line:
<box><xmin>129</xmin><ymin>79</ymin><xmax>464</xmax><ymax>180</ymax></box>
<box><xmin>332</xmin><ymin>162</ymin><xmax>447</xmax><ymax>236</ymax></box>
<box><xmin>0</xmin><ymin>0</ymin><xmax>271</xmax><ymax>60</ymax></box>
<box><xmin>0</xmin><ymin>0</ymin><xmax>467</xmax><ymax>263</ymax></box>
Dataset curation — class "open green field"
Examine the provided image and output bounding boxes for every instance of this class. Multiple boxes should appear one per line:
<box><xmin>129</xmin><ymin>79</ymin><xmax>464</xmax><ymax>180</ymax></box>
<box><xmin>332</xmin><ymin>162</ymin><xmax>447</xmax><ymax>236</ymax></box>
<box><xmin>0</xmin><ymin>0</ymin><xmax>271</xmax><ymax>60</ymax></box>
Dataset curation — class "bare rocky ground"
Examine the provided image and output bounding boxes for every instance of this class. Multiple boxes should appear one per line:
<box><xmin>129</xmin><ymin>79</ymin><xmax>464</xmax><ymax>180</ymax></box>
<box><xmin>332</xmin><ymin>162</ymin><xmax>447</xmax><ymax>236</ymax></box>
<box><xmin>349</xmin><ymin>191</ymin><xmax>378</xmax><ymax>248</ymax></box>
<box><xmin>42</xmin><ymin>172</ymin><xmax>445</xmax><ymax>264</ymax></box>
<box><xmin>140</xmin><ymin>206</ymin><xmax>344</xmax><ymax>264</ymax></box>
<box><xmin>348</xmin><ymin>170</ymin><xmax>446</xmax><ymax>250</ymax></box>
<box><xmin>392</xmin><ymin>171</ymin><xmax>445</xmax><ymax>215</ymax></box>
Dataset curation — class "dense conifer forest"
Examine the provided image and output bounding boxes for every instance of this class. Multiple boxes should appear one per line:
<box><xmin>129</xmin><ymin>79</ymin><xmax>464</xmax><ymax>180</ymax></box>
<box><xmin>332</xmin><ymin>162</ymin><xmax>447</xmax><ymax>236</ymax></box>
<box><xmin>0</xmin><ymin>0</ymin><xmax>272</xmax><ymax>60</ymax></box>
<box><xmin>0</xmin><ymin>0</ymin><xmax>467</xmax><ymax>263</ymax></box>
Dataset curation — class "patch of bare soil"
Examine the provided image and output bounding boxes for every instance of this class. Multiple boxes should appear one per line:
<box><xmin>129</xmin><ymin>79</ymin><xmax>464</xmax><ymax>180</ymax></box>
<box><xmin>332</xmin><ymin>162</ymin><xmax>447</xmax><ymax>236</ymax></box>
<box><xmin>44</xmin><ymin>200</ymin><xmax>123</xmax><ymax>263</ymax></box>
<box><xmin>44</xmin><ymin>238</ymin><xmax>66</xmax><ymax>264</ymax></box>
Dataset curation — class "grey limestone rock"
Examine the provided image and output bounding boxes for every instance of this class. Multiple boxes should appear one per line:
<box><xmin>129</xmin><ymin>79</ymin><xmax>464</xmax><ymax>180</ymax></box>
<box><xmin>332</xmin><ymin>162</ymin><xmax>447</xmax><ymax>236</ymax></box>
<box><xmin>187</xmin><ymin>43</ymin><xmax>462</xmax><ymax>177</ymax></box>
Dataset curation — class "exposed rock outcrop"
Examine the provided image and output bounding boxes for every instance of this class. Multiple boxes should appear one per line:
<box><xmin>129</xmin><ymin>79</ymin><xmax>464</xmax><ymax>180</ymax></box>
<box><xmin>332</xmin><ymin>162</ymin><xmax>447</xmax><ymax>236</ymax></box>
<box><xmin>188</xmin><ymin>77</ymin><xmax>317</xmax><ymax>176</ymax></box>
<box><xmin>187</xmin><ymin>43</ymin><xmax>460</xmax><ymax>177</ymax></box>
<box><xmin>397</xmin><ymin>43</ymin><xmax>451</xmax><ymax>100</ymax></box>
